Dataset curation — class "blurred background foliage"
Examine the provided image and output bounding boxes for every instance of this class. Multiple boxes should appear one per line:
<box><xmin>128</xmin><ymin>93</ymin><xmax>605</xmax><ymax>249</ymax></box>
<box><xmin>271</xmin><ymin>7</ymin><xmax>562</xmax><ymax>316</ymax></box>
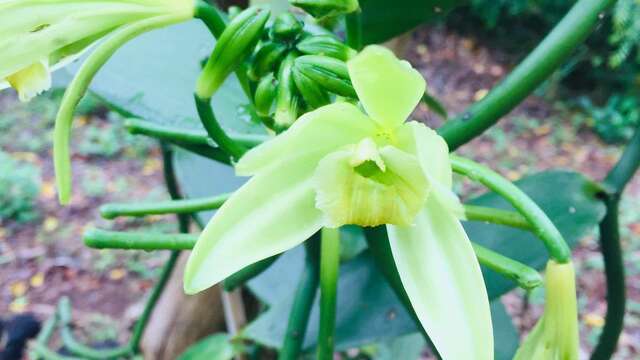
<box><xmin>448</xmin><ymin>0</ymin><xmax>640</xmax><ymax>143</ymax></box>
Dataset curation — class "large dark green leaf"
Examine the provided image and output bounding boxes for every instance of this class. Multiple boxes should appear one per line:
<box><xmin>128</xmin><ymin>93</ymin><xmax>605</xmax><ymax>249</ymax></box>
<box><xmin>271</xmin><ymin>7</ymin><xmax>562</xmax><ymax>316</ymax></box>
<box><xmin>78</xmin><ymin>21</ymin><xmax>264</xmax><ymax>136</ymax></box>
<box><xmin>360</xmin><ymin>0</ymin><xmax>463</xmax><ymax>44</ymax></box>
<box><xmin>465</xmin><ymin>170</ymin><xmax>606</xmax><ymax>298</ymax></box>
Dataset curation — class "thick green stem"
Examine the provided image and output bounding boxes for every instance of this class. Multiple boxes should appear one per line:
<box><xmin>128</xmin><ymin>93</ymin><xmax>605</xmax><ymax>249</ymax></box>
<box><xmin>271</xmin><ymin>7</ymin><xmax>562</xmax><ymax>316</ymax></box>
<box><xmin>472</xmin><ymin>242</ymin><xmax>542</xmax><ymax>290</ymax></box>
<box><xmin>450</xmin><ymin>155</ymin><xmax>571</xmax><ymax>263</ymax></box>
<box><xmin>345</xmin><ymin>11</ymin><xmax>363</xmax><ymax>50</ymax></box>
<box><xmin>30</xmin><ymin>316</ymin><xmax>58</xmax><ymax>360</ymax></box>
<box><xmin>100</xmin><ymin>193</ymin><xmax>230</xmax><ymax>219</ymax></box>
<box><xmin>463</xmin><ymin>204</ymin><xmax>531</xmax><ymax>230</ymax></box>
<box><xmin>278</xmin><ymin>234</ymin><xmax>321</xmax><ymax>360</ymax></box>
<box><xmin>317</xmin><ymin>228</ymin><xmax>340</xmax><ymax>360</ymax></box>
<box><xmin>125</xmin><ymin>118</ymin><xmax>267</xmax><ymax>148</ymax></box>
<box><xmin>194</xmin><ymin>95</ymin><xmax>247</xmax><ymax>161</ymax></box>
<box><xmin>438</xmin><ymin>0</ymin><xmax>616</xmax><ymax>150</ymax></box>
<box><xmin>591</xmin><ymin>127</ymin><xmax>640</xmax><ymax>359</ymax></box>
<box><xmin>84</xmin><ymin>229</ymin><xmax>197</xmax><ymax>250</ymax></box>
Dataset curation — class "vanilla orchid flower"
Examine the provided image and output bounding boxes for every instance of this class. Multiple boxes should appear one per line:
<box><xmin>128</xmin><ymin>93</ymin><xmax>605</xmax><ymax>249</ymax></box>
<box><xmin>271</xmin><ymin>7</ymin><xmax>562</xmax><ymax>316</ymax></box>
<box><xmin>0</xmin><ymin>0</ymin><xmax>195</xmax><ymax>102</ymax></box>
<box><xmin>184</xmin><ymin>45</ymin><xmax>493</xmax><ymax>359</ymax></box>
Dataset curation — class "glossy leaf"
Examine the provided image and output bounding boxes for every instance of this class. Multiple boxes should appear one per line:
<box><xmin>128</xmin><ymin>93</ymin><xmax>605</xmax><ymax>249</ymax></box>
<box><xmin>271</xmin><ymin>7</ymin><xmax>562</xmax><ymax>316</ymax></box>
<box><xmin>177</xmin><ymin>333</ymin><xmax>238</xmax><ymax>360</ymax></box>
<box><xmin>360</xmin><ymin>0</ymin><xmax>463</xmax><ymax>44</ymax></box>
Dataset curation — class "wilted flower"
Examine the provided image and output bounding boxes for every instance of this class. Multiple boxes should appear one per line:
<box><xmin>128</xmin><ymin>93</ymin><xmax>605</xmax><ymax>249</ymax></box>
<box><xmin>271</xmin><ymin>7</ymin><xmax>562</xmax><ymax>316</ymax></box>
<box><xmin>185</xmin><ymin>45</ymin><xmax>493</xmax><ymax>359</ymax></box>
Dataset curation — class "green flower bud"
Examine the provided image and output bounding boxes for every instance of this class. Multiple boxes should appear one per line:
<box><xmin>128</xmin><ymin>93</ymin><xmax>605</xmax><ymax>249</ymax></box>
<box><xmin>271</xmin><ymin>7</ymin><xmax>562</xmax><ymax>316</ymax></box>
<box><xmin>514</xmin><ymin>260</ymin><xmax>579</xmax><ymax>360</ymax></box>
<box><xmin>270</xmin><ymin>12</ymin><xmax>304</xmax><ymax>41</ymax></box>
<box><xmin>294</xmin><ymin>55</ymin><xmax>356</xmax><ymax>98</ymax></box>
<box><xmin>196</xmin><ymin>6</ymin><xmax>271</xmax><ymax>99</ymax></box>
<box><xmin>289</xmin><ymin>0</ymin><xmax>359</xmax><ymax>19</ymax></box>
<box><xmin>296</xmin><ymin>35</ymin><xmax>357</xmax><ymax>61</ymax></box>
<box><xmin>248</xmin><ymin>41</ymin><xmax>289</xmax><ymax>81</ymax></box>
<box><xmin>274</xmin><ymin>53</ymin><xmax>302</xmax><ymax>131</ymax></box>
<box><xmin>292</xmin><ymin>66</ymin><xmax>330</xmax><ymax>109</ymax></box>
<box><xmin>254</xmin><ymin>73</ymin><xmax>278</xmax><ymax>117</ymax></box>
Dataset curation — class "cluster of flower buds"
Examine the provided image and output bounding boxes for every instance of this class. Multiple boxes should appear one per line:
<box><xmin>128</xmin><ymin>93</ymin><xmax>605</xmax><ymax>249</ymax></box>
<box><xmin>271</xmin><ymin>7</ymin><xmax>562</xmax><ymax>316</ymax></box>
<box><xmin>248</xmin><ymin>13</ymin><xmax>358</xmax><ymax>132</ymax></box>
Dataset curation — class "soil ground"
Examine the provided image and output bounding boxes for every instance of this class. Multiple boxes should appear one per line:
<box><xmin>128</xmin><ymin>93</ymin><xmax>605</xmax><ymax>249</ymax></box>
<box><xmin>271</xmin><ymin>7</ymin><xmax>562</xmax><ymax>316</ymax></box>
<box><xmin>0</xmin><ymin>24</ymin><xmax>638</xmax><ymax>358</ymax></box>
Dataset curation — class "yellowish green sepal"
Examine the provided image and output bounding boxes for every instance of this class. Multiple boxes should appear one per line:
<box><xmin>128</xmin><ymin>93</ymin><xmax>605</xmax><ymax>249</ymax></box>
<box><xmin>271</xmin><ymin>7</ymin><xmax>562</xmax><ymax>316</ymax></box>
<box><xmin>514</xmin><ymin>260</ymin><xmax>579</xmax><ymax>360</ymax></box>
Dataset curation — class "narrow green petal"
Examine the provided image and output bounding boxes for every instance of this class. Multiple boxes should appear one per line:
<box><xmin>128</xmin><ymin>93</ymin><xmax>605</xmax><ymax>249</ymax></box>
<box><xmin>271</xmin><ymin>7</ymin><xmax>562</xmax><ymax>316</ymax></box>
<box><xmin>313</xmin><ymin>143</ymin><xmax>428</xmax><ymax>227</ymax></box>
<box><xmin>235</xmin><ymin>102</ymin><xmax>376</xmax><ymax>176</ymax></box>
<box><xmin>6</xmin><ymin>60</ymin><xmax>51</xmax><ymax>102</ymax></box>
<box><xmin>387</xmin><ymin>199</ymin><xmax>493</xmax><ymax>360</ymax></box>
<box><xmin>347</xmin><ymin>46</ymin><xmax>425</xmax><ymax>129</ymax></box>
<box><xmin>184</xmin><ymin>152</ymin><xmax>324</xmax><ymax>294</ymax></box>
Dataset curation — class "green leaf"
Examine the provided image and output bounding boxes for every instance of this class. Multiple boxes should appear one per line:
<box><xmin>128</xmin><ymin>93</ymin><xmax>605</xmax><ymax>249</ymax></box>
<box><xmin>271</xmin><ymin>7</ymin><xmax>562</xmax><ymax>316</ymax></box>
<box><xmin>75</xmin><ymin>20</ymin><xmax>264</xmax><ymax>136</ymax></box>
<box><xmin>360</xmin><ymin>0</ymin><xmax>463</xmax><ymax>44</ymax></box>
<box><xmin>177</xmin><ymin>333</ymin><xmax>239</xmax><ymax>360</ymax></box>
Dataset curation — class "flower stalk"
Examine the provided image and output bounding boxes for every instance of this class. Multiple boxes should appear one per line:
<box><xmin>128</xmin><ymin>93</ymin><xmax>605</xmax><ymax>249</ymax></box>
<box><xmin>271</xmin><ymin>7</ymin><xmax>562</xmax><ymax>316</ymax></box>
<box><xmin>318</xmin><ymin>227</ymin><xmax>341</xmax><ymax>360</ymax></box>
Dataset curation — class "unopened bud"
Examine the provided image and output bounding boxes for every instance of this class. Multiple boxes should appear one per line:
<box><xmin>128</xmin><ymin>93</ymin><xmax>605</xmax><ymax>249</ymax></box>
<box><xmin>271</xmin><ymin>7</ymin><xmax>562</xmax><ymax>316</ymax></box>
<box><xmin>248</xmin><ymin>41</ymin><xmax>289</xmax><ymax>81</ymax></box>
<box><xmin>270</xmin><ymin>12</ymin><xmax>304</xmax><ymax>41</ymax></box>
<box><xmin>274</xmin><ymin>53</ymin><xmax>302</xmax><ymax>131</ymax></box>
<box><xmin>292</xmin><ymin>67</ymin><xmax>330</xmax><ymax>109</ymax></box>
<box><xmin>196</xmin><ymin>6</ymin><xmax>271</xmax><ymax>99</ymax></box>
<box><xmin>294</xmin><ymin>55</ymin><xmax>356</xmax><ymax>98</ymax></box>
<box><xmin>296</xmin><ymin>35</ymin><xmax>357</xmax><ymax>61</ymax></box>
<box><xmin>254</xmin><ymin>73</ymin><xmax>278</xmax><ymax>117</ymax></box>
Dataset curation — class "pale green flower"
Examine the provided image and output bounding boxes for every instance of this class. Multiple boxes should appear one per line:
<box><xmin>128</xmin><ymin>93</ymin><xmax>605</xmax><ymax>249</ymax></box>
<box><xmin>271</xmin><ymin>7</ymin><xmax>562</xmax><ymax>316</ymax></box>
<box><xmin>0</xmin><ymin>0</ymin><xmax>194</xmax><ymax>101</ymax></box>
<box><xmin>184</xmin><ymin>45</ymin><xmax>493</xmax><ymax>359</ymax></box>
<box><xmin>515</xmin><ymin>260</ymin><xmax>579</xmax><ymax>360</ymax></box>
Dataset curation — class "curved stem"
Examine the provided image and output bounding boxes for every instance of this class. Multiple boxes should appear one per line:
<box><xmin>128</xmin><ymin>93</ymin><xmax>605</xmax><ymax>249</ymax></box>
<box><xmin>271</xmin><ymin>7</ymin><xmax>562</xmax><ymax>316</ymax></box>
<box><xmin>195</xmin><ymin>0</ymin><xmax>227</xmax><ymax>37</ymax></box>
<box><xmin>54</xmin><ymin>14</ymin><xmax>187</xmax><ymax>205</ymax></box>
<box><xmin>591</xmin><ymin>127</ymin><xmax>640</xmax><ymax>359</ymax></box>
<box><xmin>472</xmin><ymin>242</ymin><xmax>542</xmax><ymax>290</ymax></box>
<box><xmin>84</xmin><ymin>229</ymin><xmax>197</xmax><ymax>250</ymax></box>
<box><xmin>194</xmin><ymin>95</ymin><xmax>247</xmax><ymax>161</ymax></box>
<box><xmin>317</xmin><ymin>228</ymin><xmax>340</xmax><ymax>360</ymax></box>
<box><xmin>438</xmin><ymin>0</ymin><xmax>616</xmax><ymax>150</ymax></box>
<box><xmin>278</xmin><ymin>233</ymin><xmax>321</xmax><ymax>360</ymax></box>
<box><xmin>463</xmin><ymin>204</ymin><xmax>531</xmax><ymax>230</ymax></box>
<box><xmin>99</xmin><ymin>193</ymin><xmax>230</xmax><ymax>219</ymax></box>
<box><xmin>450</xmin><ymin>155</ymin><xmax>571</xmax><ymax>263</ymax></box>
<box><xmin>57</xmin><ymin>297</ymin><xmax>133</xmax><ymax>359</ymax></box>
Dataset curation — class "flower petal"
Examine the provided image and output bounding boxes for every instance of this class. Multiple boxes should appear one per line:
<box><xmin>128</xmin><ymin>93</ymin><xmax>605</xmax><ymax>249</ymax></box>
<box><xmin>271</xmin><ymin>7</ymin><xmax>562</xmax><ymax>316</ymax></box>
<box><xmin>347</xmin><ymin>46</ymin><xmax>425</xmax><ymax>129</ymax></box>
<box><xmin>184</xmin><ymin>152</ymin><xmax>324</xmax><ymax>294</ymax></box>
<box><xmin>313</xmin><ymin>143</ymin><xmax>428</xmax><ymax>227</ymax></box>
<box><xmin>398</xmin><ymin>121</ymin><xmax>464</xmax><ymax>218</ymax></box>
<box><xmin>387</xmin><ymin>199</ymin><xmax>493</xmax><ymax>360</ymax></box>
<box><xmin>236</xmin><ymin>102</ymin><xmax>376</xmax><ymax>176</ymax></box>
<box><xmin>6</xmin><ymin>60</ymin><xmax>51</xmax><ymax>102</ymax></box>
